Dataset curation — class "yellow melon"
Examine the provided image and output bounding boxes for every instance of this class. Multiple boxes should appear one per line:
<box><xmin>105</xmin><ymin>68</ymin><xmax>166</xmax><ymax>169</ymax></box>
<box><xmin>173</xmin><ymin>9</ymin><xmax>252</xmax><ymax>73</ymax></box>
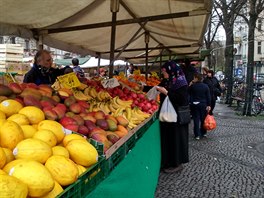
<box><xmin>0</xmin><ymin>119</ymin><xmax>5</xmax><ymax>126</ymax></box>
<box><xmin>52</xmin><ymin>146</ymin><xmax>69</xmax><ymax>158</ymax></box>
<box><xmin>9</xmin><ymin>160</ymin><xmax>54</xmax><ymax>197</ymax></box>
<box><xmin>0</xmin><ymin>99</ymin><xmax>23</xmax><ymax>117</ymax></box>
<box><xmin>62</xmin><ymin>133</ymin><xmax>87</xmax><ymax>147</ymax></box>
<box><xmin>0</xmin><ymin>174</ymin><xmax>28</xmax><ymax>198</ymax></box>
<box><xmin>77</xmin><ymin>164</ymin><xmax>87</xmax><ymax>176</ymax></box>
<box><xmin>18</xmin><ymin>106</ymin><xmax>45</xmax><ymax>124</ymax></box>
<box><xmin>39</xmin><ymin>180</ymin><xmax>63</xmax><ymax>198</ymax></box>
<box><xmin>3</xmin><ymin>159</ymin><xmax>24</xmax><ymax>174</ymax></box>
<box><xmin>38</xmin><ymin>120</ymin><xmax>65</xmax><ymax>143</ymax></box>
<box><xmin>0</xmin><ymin>147</ymin><xmax>6</xmax><ymax>169</ymax></box>
<box><xmin>2</xmin><ymin>148</ymin><xmax>14</xmax><ymax>164</ymax></box>
<box><xmin>33</xmin><ymin>129</ymin><xmax>57</xmax><ymax>147</ymax></box>
<box><xmin>0</xmin><ymin>110</ymin><xmax>6</xmax><ymax>119</ymax></box>
<box><xmin>13</xmin><ymin>138</ymin><xmax>52</xmax><ymax>164</ymax></box>
<box><xmin>0</xmin><ymin>120</ymin><xmax>24</xmax><ymax>150</ymax></box>
<box><xmin>66</xmin><ymin>139</ymin><xmax>98</xmax><ymax>167</ymax></box>
<box><xmin>7</xmin><ymin>113</ymin><xmax>30</xmax><ymax>125</ymax></box>
<box><xmin>0</xmin><ymin>169</ymin><xmax>6</xmax><ymax>175</ymax></box>
<box><xmin>20</xmin><ymin>125</ymin><xmax>37</xmax><ymax>139</ymax></box>
<box><xmin>45</xmin><ymin>155</ymin><xmax>79</xmax><ymax>186</ymax></box>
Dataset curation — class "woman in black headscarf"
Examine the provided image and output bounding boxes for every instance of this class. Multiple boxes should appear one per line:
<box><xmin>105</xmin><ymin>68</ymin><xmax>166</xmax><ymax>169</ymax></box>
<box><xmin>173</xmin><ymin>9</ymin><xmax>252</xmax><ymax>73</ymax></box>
<box><xmin>156</xmin><ymin>61</ymin><xmax>189</xmax><ymax>173</ymax></box>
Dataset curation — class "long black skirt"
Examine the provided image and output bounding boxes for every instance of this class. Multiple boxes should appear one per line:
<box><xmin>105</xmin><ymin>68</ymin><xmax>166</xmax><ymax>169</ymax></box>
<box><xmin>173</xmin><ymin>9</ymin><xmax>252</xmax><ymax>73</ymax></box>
<box><xmin>159</xmin><ymin>121</ymin><xmax>189</xmax><ymax>169</ymax></box>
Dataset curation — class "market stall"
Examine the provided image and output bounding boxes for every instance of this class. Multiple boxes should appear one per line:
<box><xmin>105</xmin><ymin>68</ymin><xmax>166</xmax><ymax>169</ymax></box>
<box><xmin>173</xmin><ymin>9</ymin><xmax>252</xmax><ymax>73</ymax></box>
<box><xmin>0</xmin><ymin>1</ymin><xmax>212</xmax><ymax>197</ymax></box>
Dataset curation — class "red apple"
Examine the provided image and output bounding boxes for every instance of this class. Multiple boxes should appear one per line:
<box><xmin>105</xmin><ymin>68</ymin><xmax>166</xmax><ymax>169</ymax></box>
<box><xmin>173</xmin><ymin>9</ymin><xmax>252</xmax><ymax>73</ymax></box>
<box><xmin>59</xmin><ymin>117</ymin><xmax>77</xmax><ymax>127</ymax></box>
<box><xmin>69</xmin><ymin>103</ymin><xmax>82</xmax><ymax>114</ymax></box>
<box><xmin>77</xmin><ymin>125</ymin><xmax>90</xmax><ymax>136</ymax></box>
<box><xmin>64</xmin><ymin>124</ymin><xmax>79</xmax><ymax>132</ymax></box>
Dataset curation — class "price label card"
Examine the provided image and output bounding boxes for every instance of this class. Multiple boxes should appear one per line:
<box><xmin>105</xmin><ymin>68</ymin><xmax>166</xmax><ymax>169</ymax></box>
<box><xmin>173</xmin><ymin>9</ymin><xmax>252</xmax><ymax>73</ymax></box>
<box><xmin>57</xmin><ymin>72</ymin><xmax>81</xmax><ymax>89</ymax></box>
<box><xmin>101</xmin><ymin>78</ymin><xmax>120</xmax><ymax>88</ymax></box>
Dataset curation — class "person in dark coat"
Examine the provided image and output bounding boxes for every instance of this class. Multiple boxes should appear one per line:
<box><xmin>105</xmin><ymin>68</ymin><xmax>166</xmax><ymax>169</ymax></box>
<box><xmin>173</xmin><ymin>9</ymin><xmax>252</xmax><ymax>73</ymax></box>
<box><xmin>189</xmin><ymin>73</ymin><xmax>211</xmax><ymax>140</ymax></box>
<box><xmin>23</xmin><ymin>50</ymin><xmax>68</xmax><ymax>85</ymax></box>
<box><xmin>180</xmin><ymin>59</ymin><xmax>198</xmax><ymax>84</ymax></box>
<box><xmin>156</xmin><ymin>60</ymin><xmax>189</xmax><ymax>173</ymax></box>
<box><xmin>203</xmin><ymin>70</ymin><xmax>221</xmax><ymax>115</ymax></box>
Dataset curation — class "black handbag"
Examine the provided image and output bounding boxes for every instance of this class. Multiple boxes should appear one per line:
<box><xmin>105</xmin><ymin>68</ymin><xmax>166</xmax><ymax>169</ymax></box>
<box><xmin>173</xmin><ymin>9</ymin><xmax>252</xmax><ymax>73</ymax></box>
<box><xmin>176</xmin><ymin>105</ymin><xmax>191</xmax><ymax>125</ymax></box>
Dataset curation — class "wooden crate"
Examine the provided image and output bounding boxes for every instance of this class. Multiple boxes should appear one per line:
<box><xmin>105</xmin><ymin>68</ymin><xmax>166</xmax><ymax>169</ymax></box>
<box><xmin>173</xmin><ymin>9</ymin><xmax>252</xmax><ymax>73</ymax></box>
<box><xmin>0</xmin><ymin>62</ymin><xmax>31</xmax><ymax>75</ymax></box>
<box><xmin>0</xmin><ymin>44</ymin><xmax>24</xmax><ymax>54</ymax></box>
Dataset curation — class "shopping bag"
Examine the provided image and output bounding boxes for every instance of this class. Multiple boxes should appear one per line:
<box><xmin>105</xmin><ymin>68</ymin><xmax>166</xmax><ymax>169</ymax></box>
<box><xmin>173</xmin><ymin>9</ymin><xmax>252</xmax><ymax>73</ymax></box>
<box><xmin>176</xmin><ymin>105</ymin><xmax>191</xmax><ymax>125</ymax></box>
<box><xmin>159</xmin><ymin>96</ymin><xmax>177</xmax><ymax>122</ymax></box>
<box><xmin>203</xmin><ymin>114</ymin><xmax>216</xmax><ymax>130</ymax></box>
<box><xmin>146</xmin><ymin>86</ymin><xmax>159</xmax><ymax>100</ymax></box>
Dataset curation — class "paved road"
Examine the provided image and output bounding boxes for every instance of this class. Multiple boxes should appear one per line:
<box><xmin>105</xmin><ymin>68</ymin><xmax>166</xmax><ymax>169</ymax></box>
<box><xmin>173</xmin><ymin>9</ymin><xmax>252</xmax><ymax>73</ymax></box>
<box><xmin>155</xmin><ymin>103</ymin><xmax>264</xmax><ymax>198</ymax></box>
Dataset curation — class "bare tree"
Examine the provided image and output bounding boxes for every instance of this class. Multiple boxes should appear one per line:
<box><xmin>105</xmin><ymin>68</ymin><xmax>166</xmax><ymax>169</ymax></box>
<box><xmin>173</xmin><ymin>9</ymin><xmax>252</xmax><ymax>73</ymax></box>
<box><xmin>238</xmin><ymin>0</ymin><xmax>264</xmax><ymax>115</ymax></box>
<box><xmin>204</xmin><ymin>8</ymin><xmax>221</xmax><ymax>69</ymax></box>
<box><xmin>214</xmin><ymin>0</ymin><xmax>247</xmax><ymax>104</ymax></box>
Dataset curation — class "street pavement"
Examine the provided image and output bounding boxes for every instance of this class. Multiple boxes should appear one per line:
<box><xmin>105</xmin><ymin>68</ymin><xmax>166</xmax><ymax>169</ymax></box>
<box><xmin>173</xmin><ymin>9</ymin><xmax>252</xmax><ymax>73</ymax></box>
<box><xmin>155</xmin><ymin>103</ymin><xmax>264</xmax><ymax>198</ymax></box>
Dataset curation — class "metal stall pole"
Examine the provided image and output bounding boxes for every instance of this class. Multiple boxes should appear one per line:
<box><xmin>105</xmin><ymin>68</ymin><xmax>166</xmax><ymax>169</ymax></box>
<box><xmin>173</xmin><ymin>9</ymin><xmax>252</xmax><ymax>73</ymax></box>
<box><xmin>97</xmin><ymin>53</ymin><xmax>101</xmax><ymax>76</ymax></box>
<box><xmin>109</xmin><ymin>0</ymin><xmax>119</xmax><ymax>78</ymax></box>
<box><xmin>145</xmin><ymin>31</ymin><xmax>149</xmax><ymax>80</ymax></box>
<box><xmin>37</xmin><ymin>35</ymin><xmax>44</xmax><ymax>50</ymax></box>
<box><xmin>159</xmin><ymin>50</ymin><xmax>163</xmax><ymax>77</ymax></box>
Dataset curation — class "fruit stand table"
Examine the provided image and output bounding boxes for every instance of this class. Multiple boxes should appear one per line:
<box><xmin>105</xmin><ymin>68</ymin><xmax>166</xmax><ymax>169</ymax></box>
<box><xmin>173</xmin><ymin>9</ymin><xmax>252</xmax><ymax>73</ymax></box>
<box><xmin>87</xmin><ymin>120</ymin><xmax>161</xmax><ymax>198</ymax></box>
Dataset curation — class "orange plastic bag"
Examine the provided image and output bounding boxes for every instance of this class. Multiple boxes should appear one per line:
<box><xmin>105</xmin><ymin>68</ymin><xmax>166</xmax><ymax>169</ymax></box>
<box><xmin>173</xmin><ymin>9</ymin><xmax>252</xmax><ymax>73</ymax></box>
<box><xmin>203</xmin><ymin>114</ymin><xmax>216</xmax><ymax>130</ymax></box>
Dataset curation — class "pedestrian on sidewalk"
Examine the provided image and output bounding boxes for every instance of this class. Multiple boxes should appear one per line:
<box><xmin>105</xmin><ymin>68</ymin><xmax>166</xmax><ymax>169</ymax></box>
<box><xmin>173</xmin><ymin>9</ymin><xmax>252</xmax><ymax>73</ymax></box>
<box><xmin>156</xmin><ymin>61</ymin><xmax>189</xmax><ymax>173</ymax></box>
<box><xmin>203</xmin><ymin>70</ymin><xmax>221</xmax><ymax>115</ymax></box>
<box><xmin>189</xmin><ymin>73</ymin><xmax>211</xmax><ymax>140</ymax></box>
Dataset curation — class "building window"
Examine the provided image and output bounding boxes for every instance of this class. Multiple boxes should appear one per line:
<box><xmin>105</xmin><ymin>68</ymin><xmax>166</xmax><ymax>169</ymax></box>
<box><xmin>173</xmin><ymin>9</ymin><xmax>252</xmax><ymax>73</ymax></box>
<box><xmin>258</xmin><ymin>42</ymin><xmax>262</xmax><ymax>54</ymax></box>
<box><xmin>258</xmin><ymin>19</ymin><xmax>262</xmax><ymax>31</ymax></box>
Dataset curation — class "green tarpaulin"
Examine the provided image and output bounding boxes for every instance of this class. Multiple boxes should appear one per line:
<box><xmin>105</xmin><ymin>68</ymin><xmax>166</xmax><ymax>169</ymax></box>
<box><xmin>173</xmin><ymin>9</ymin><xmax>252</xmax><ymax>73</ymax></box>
<box><xmin>88</xmin><ymin>120</ymin><xmax>161</xmax><ymax>198</ymax></box>
<box><xmin>54</xmin><ymin>57</ymin><xmax>90</xmax><ymax>66</ymax></box>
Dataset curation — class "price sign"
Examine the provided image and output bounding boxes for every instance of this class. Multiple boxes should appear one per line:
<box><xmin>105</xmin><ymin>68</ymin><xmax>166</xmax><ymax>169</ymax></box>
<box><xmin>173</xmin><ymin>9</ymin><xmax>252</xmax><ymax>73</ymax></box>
<box><xmin>57</xmin><ymin>72</ymin><xmax>81</xmax><ymax>89</ymax></box>
<box><xmin>101</xmin><ymin>78</ymin><xmax>120</xmax><ymax>88</ymax></box>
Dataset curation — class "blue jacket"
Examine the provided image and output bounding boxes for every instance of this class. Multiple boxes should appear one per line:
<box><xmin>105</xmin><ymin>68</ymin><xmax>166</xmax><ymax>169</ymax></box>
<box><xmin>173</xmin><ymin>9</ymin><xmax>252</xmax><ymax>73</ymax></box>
<box><xmin>189</xmin><ymin>82</ymin><xmax>211</xmax><ymax>106</ymax></box>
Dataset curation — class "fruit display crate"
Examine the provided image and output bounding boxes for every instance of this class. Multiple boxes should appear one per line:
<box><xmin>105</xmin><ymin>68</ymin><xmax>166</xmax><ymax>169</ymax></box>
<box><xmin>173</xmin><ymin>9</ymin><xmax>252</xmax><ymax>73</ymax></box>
<box><xmin>56</xmin><ymin>113</ymin><xmax>157</xmax><ymax>198</ymax></box>
<box><xmin>104</xmin><ymin>111</ymin><xmax>158</xmax><ymax>174</ymax></box>
<box><xmin>57</xmin><ymin>156</ymin><xmax>106</xmax><ymax>198</ymax></box>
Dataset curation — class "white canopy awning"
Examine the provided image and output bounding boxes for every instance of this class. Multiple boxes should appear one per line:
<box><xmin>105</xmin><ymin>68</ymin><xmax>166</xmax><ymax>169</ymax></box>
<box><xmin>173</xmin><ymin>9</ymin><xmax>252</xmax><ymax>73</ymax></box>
<box><xmin>0</xmin><ymin>0</ymin><xmax>212</xmax><ymax>63</ymax></box>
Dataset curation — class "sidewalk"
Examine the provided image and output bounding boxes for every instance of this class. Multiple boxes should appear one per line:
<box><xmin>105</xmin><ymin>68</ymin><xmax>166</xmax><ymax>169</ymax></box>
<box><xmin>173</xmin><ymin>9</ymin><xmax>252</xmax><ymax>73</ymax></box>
<box><xmin>155</xmin><ymin>103</ymin><xmax>264</xmax><ymax>198</ymax></box>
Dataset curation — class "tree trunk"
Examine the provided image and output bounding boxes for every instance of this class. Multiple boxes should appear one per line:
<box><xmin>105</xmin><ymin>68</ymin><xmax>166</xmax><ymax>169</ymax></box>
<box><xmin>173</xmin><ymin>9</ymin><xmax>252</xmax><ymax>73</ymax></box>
<box><xmin>207</xmin><ymin>54</ymin><xmax>212</xmax><ymax>68</ymax></box>
<box><xmin>224</xmin><ymin>27</ymin><xmax>234</xmax><ymax>104</ymax></box>
<box><xmin>243</xmin><ymin>16</ymin><xmax>257</xmax><ymax>115</ymax></box>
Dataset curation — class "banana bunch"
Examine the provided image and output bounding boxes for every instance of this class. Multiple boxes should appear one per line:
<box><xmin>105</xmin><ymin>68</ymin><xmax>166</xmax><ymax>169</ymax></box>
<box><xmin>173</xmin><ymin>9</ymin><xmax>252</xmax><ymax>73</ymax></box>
<box><xmin>113</xmin><ymin>96</ymin><xmax>133</xmax><ymax>108</ymax></box>
<box><xmin>77</xmin><ymin>83</ymin><xmax>88</xmax><ymax>90</ymax></box>
<box><xmin>88</xmin><ymin>101</ymin><xmax>100</xmax><ymax>112</ymax></box>
<box><xmin>127</xmin><ymin>108</ymin><xmax>150</xmax><ymax>129</ymax></box>
<box><xmin>72</xmin><ymin>88</ymin><xmax>92</xmax><ymax>101</ymax></box>
<box><xmin>84</xmin><ymin>87</ymin><xmax>97</xmax><ymax>98</ymax></box>
<box><xmin>98</xmin><ymin>102</ymin><xmax>111</xmax><ymax>114</ymax></box>
<box><xmin>97</xmin><ymin>90</ymin><xmax>112</xmax><ymax>101</ymax></box>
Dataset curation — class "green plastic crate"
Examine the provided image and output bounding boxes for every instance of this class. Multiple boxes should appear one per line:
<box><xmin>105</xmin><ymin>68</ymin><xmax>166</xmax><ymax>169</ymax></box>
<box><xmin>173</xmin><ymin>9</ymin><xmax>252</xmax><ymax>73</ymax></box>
<box><xmin>57</xmin><ymin>156</ymin><xmax>106</xmax><ymax>198</ymax></box>
<box><xmin>105</xmin><ymin>113</ymin><xmax>157</xmax><ymax>173</ymax></box>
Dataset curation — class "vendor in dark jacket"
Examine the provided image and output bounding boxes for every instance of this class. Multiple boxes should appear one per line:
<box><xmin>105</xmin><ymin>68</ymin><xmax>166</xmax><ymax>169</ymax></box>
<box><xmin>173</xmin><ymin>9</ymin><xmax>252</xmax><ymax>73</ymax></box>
<box><xmin>23</xmin><ymin>50</ymin><xmax>68</xmax><ymax>85</ymax></box>
<box><xmin>189</xmin><ymin>73</ymin><xmax>211</xmax><ymax>140</ymax></box>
